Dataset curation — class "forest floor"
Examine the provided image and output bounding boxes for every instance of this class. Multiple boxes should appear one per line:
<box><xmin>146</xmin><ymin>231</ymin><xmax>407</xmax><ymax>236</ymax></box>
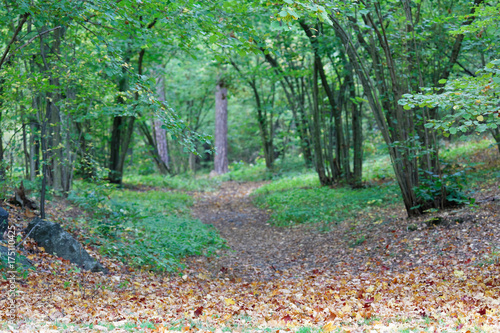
<box><xmin>1</xmin><ymin>177</ymin><xmax>500</xmax><ymax>332</ymax></box>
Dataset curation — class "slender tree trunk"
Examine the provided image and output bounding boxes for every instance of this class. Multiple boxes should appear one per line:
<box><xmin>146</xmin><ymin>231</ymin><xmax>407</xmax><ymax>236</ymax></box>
<box><xmin>154</xmin><ymin>69</ymin><xmax>170</xmax><ymax>172</ymax></box>
<box><xmin>350</xmin><ymin>72</ymin><xmax>363</xmax><ymax>187</ymax></box>
<box><xmin>29</xmin><ymin>114</ymin><xmax>41</xmax><ymax>182</ymax></box>
<box><xmin>311</xmin><ymin>61</ymin><xmax>329</xmax><ymax>185</ymax></box>
<box><xmin>251</xmin><ymin>81</ymin><xmax>274</xmax><ymax>169</ymax></box>
<box><xmin>261</xmin><ymin>50</ymin><xmax>313</xmax><ymax>166</ymax></box>
<box><xmin>0</xmin><ymin>110</ymin><xmax>4</xmax><ymax>182</ymax></box>
<box><xmin>214</xmin><ymin>78</ymin><xmax>228</xmax><ymax>174</ymax></box>
<box><xmin>138</xmin><ymin>121</ymin><xmax>169</xmax><ymax>174</ymax></box>
<box><xmin>491</xmin><ymin>129</ymin><xmax>500</xmax><ymax>155</ymax></box>
<box><xmin>75</xmin><ymin>122</ymin><xmax>96</xmax><ymax>180</ymax></box>
<box><xmin>21</xmin><ymin>107</ymin><xmax>30</xmax><ymax>179</ymax></box>
<box><xmin>189</xmin><ymin>153</ymin><xmax>197</xmax><ymax>173</ymax></box>
<box><xmin>109</xmin><ymin>55</ymin><xmax>135</xmax><ymax>184</ymax></box>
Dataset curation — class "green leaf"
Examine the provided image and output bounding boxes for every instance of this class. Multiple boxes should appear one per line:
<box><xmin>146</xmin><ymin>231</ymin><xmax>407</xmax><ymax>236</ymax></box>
<box><xmin>438</xmin><ymin>79</ymin><xmax>447</xmax><ymax>84</ymax></box>
<box><xmin>208</xmin><ymin>35</ymin><xmax>218</xmax><ymax>44</ymax></box>
<box><xmin>449</xmin><ymin>127</ymin><xmax>457</xmax><ymax>135</ymax></box>
<box><xmin>477</xmin><ymin>123</ymin><xmax>488</xmax><ymax>132</ymax></box>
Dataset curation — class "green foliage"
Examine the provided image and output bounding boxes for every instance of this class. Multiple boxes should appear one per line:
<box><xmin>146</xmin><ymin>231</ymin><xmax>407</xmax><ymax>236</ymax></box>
<box><xmin>399</xmin><ymin>60</ymin><xmax>500</xmax><ymax>136</ymax></box>
<box><xmin>439</xmin><ymin>139</ymin><xmax>493</xmax><ymax>161</ymax></box>
<box><xmin>254</xmin><ymin>180</ymin><xmax>401</xmax><ymax>226</ymax></box>
<box><xmin>123</xmin><ymin>174</ymin><xmax>220</xmax><ymax>192</ymax></box>
<box><xmin>253</xmin><ymin>172</ymin><xmax>319</xmax><ymax>194</ymax></box>
<box><xmin>0</xmin><ymin>247</ymin><xmax>34</xmax><ymax>279</ymax></box>
<box><xmin>361</xmin><ymin>154</ymin><xmax>395</xmax><ymax>182</ymax></box>
<box><xmin>69</xmin><ymin>181</ymin><xmax>226</xmax><ymax>272</ymax></box>
<box><xmin>223</xmin><ymin>159</ymin><xmax>272</xmax><ymax>182</ymax></box>
<box><xmin>223</xmin><ymin>157</ymin><xmax>311</xmax><ymax>182</ymax></box>
<box><xmin>414</xmin><ymin>167</ymin><xmax>473</xmax><ymax>211</ymax></box>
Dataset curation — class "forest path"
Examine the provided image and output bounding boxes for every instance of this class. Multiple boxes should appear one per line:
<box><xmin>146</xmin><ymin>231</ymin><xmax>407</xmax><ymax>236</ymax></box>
<box><xmin>186</xmin><ymin>181</ymin><xmax>341</xmax><ymax>281</ymax></box>
<box><xmin>185</xmin><ymin>180</ymin><xmax>500</xmax><ymax>282</ymax></box>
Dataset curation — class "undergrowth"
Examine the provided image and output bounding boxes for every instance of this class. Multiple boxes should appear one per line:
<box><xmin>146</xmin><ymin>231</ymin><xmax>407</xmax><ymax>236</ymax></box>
<box><xmin>68</xmin><ymin>181</ymin><xmax>226</xmax><ymax>272</ymax></box>
<box><xmin>123</xmin><ymin>174</ymin><xmax>220</xmax><ymax>192</ymax></box>
<box><xmin>253</xmin><ymin>183</ymin><xmax>401</xmax><ymax>226</ymax></box>
<box><xmin>252</xmin><ymin>137</ymin><xmax>499</xmax><ymax>227</ymax></box>
<box><xmin>222</xmin><ymin>157</ymin><xmax>310</xmax><ymax>182</ymax></box>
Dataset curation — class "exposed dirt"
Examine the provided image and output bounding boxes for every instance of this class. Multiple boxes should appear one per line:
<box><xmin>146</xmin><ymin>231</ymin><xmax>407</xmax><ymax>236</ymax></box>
<box><xmin>187</xmin><ymin>179</ymin><xmax>500</xmax><ymax>282</ymax></box>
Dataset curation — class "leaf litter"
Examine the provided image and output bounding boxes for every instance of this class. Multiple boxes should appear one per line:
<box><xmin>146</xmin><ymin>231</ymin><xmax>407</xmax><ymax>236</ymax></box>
<box><xmin>1</xmin><ymin>178</ymin><xmax>500</xmax><ymax>332</ymax></box>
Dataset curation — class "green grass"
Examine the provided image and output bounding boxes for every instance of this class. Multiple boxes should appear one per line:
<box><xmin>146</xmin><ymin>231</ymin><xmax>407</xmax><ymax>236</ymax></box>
<box><xmin>69</xmin><ymin>181</ymin><xmax>226</xmax><ymax>272</ymax></box>
<box><xmin>123</xmin><ymin>173</ymin><xmax>220</xmax><ymax>192</ymax></box>
<box><xmin>440</xmin><ymin>138</ymin><xmax>494</xmax><ymax>161</ymax></box>
<box><xmin>253</xmin><ymin>182</ymin><xmax>401</xmax><ymax>226</ymax></box>
<box><xmin>251</xmin><ymin>137</ymin><xmax>499</xmax><ymax>227</ymax></box>
<box><xmin>362</xmin><ymin>154</ymin><xmax>395</xmax><ymax>181</ymax></box>
<box><xmin>222</xmin><ymin>156</ymin><xmax>311</xmax><ymax>182</ymax></box>
<box><xmin>253</xmin><ymin>172</ymin><xmax>320</xmax><ymax>194</ymax></box>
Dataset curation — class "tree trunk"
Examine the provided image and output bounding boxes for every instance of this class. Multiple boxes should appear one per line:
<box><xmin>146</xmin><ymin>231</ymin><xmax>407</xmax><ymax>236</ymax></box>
<box><xmin>0</xmin><ymin>110</ymin><xmax>4</xmax><ymax>182</ymax></box>
<box><xmin>109</xmin><ymin>53</ymin><xmax>135</xmax><ymax>184</ymax></box>
<box><xmin>214</xmin><ymin>78</ymin><xmax>228</xmax><ymax>174</ymax></box>
<box><xmin>154</xmin><ymin>69</ymin><xmax>170</xmax><ymax>172</ymax></box>
<box><xmin>350</xmin><ymin>71</ymin><xmax>363</xmax><ymax>187</ymax></box>
<box><xmin>491</xmin><ymin>129</ymin><xmax>500</xmax><ymax>155</ymax></box>
<box><xmin>261</xmin><ymin>50</ymin><xmax>313</xmax><ymax>167</ymax></box>
<box><xmin>311</xmin><ymin>60</ymin><xmax>330</xmax><ymax>185</ymax></box>
<box><xmin>138</xmin><ymin>121</ymin><xmax>169</xmax><ymax>174</ymax></box>
<box><xmin>189</xmin><ymin>153</ymin><xmax>197</xmax><ymax>173</ymax></box>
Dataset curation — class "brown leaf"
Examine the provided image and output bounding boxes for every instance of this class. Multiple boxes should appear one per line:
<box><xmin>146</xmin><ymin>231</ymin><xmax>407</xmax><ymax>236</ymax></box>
<box><xmin>194</xmin><ymin>306</ymin><xmax>203</xmax><ymax>318</ymax></box>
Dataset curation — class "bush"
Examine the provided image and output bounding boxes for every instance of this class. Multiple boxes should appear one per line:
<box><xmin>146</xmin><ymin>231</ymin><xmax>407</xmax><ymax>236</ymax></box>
<box><xmin>69</xmin><ymin>181</ymin><xmax>226</xmax><ymax>272</ymax></box>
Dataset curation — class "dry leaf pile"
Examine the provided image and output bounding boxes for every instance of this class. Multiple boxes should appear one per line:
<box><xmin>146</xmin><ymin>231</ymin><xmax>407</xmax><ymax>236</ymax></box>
<box><xmin>1</xmin><ymin>180</ymin><xmax>499</xmax><ymax>332</ymax></box>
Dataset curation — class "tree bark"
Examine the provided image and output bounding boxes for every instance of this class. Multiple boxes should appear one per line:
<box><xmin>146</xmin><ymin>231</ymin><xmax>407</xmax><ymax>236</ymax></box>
<box><xmin>154</xmin><ymin>69</ymin><xmax>170</xmax><ymax>171</ymax></box>
<box><xmin>311</xmin><ymin>60</ymin><xmax>329</xmax><ymax>185</ymax></box>
<box><xmin>300</xmin><ymin>20</ymin><xmax>350</xmax><ymax>182</ymax></box>
<box><xmin>108</xmin><ymin>51</ymin><xmax>136</xmax><ymax>184</ymax></box>
<box><xmin>214</xmin><ymin>78</ymin><xmax>228</xmax><ymax>174</ymax></box>
<box><xmin>0</xmin><ymin>110</ymin><xmax>4</xmax><ymax>182</ymax></box>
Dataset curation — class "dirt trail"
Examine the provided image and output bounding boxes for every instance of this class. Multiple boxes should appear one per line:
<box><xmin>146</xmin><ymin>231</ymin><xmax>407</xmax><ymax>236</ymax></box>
<box><xmin>186</xmin><ymin>180</ymin><xmax>500</xmax><ymax>282</ymax></box>
<box><xmin>188</xmin><ymin>181</ymin><xmax>342</xmax><ymax>281</ymax></box>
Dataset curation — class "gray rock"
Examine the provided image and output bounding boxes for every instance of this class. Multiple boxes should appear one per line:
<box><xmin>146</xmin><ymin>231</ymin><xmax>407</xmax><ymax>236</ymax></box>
<box><xmin>0</xmin><ymin>244</ymin><xmax>33</xmax><ymax>269</ymax></box>
<box><xmin>0</xmin><ymin>207</ymin><xmax>8</xmax><ymax>239</ymax></box>
<box><xmin>26</xmin><ymin>218</ymin><xmax>104</xmax><ymax>272</ymax></box>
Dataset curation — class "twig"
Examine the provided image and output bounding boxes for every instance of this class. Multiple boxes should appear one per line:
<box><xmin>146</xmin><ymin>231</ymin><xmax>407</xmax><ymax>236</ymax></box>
<box><xmin>16</xmin><ymin>219</ymin><xmax>42</xmax><ymax>249</ymax></box>
<box><xmin>456</xmin><ymin>61</ymin><xmax>477</xmax><ymax>77</ymax></box>
<box><xmin>5</xmin><ymin>26</ymin><xmax>62</xmax><ymax>65</ymax></box>
<box><xmin>0</xmin><ymin>12</ymin><xmax>29</xmax><ymax>70</ymax></box>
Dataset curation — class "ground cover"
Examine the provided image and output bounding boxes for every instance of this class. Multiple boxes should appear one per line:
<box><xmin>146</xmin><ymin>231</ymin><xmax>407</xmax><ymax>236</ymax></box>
<box><xmin>0</xmin><ymin>140</ymin><xmax>499</xmax><ymax>332</ymax></box>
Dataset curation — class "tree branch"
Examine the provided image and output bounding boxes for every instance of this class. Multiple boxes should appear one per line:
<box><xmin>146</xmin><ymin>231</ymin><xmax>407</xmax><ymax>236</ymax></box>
<box><xmin>0</xmin><ymin>12</ymin><xmax>29</xmax><ymax>71</ymax></box>
<box><xmin>5</xmin><ymin>26</ymin><xmax>62</xmax><ymax>65</ymax></box>
<box><xmin>440</xmin><ymin>0</ymin><xmax>484</xmax><ymax>84</ymax></box>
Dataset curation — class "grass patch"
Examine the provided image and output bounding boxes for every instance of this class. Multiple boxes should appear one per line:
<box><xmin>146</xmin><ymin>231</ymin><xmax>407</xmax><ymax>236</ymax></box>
<box><xmin>69</xmin><ymin>181</ymin><xmax>226</xmax><ymax>272</ymax></box>
<box><xmin>123</xmin><ymin>173</ymin><xmax>220</xmax><ymax>192</ymax></box>
<box><xmin>254</xmin><ymin>182</ymin><xmax>401</xmax><ymax>226</ymax></box>
<box><xmin>253</xmin><ymin>172</ymin><xmax>320</xmax><ymax>194</ymax></box>
<box><xmin>440</xmin><ymin>138</ymin><xmax>494</xmax><ymax>161</ymax></box>
<box><xmin>362</xmin><ymin>154</ymin><xmax>395</xmax><ymax>181</ymax></box>
<box><xmin>222</xmin><ymin>157</ymin><xmax>311</xmax><ymax>182</ymax></box>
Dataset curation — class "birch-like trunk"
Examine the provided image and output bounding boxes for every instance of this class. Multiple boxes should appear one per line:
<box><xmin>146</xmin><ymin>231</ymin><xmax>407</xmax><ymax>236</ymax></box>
<box><xmin>154</xmin><ymin>71</ymin><xmax>169</xmax><ymax>169</ymax></box>
<box><xmin>214</xmin><ymin>79</ymin><xmax>228</xmax><ymax>174</ymax></box>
